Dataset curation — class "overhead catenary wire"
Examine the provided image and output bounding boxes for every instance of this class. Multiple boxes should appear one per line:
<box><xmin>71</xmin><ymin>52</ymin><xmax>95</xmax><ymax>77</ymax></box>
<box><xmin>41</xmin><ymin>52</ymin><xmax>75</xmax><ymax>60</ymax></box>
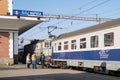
<box><xmin>44</xmin><ymin>0</ymin><xmax>111</xmax><ymax>33</ymax></box>
<box><xmin>70</xmin><ymin>0</ymin><xmax>97</xmax><ymax>14</ymax></box>
<box><xmin>19</xmin><ymin>0</ymin><xmax>112</xmax><ymax>42</ymax></box>
<box><xmin>20</xmin><ymin>21</ymin><xmax>47</xmax><ymax>38</ymax></box>
<box><xmin>98</xmin><ymin>7</ymin><xmax>120</xmax><ymax>18</ymax></box>
<box><xmin>46</xmin><ymin>0</ymin><xmax>98</xmax><ymax>26</ymax></box>
<box><xmin>76</xmin><ymin>0</ymin><xmax>111</xmax><ymax>16</ymax></box>
<box><xmin>104</xmin><ymin>11</ymin><xmax>120</xmax><ymax>18</ymax></box>
<box><xmin>44</xmin><ymin>0</ymin><xmax>111</xmax><ymax>28</ymax></box>
<box><xmin>98</xmin><ymin>7</ymin><xmax>120</xmax><ymax>15</ymax></box>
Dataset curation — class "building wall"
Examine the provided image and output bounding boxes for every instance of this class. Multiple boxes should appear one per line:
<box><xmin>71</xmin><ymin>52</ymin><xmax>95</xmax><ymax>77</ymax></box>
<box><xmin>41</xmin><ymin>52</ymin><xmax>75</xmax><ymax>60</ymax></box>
<box><xmin>0</xmin><ymin>31</ymin><xmax>18</xmax><ymax>65</ymax></box>
<box><xmin>0</xmin><ymin>0</ymin><xmax>8</xmax><ymax>15</ymax></box>
<box><xmin>0</xmin><ymin>32</ymin><xmax>13</xmax><ymax>65</ymax></box>
<box><xmin>0</xmin><ymin>0</ymin><xmax>12</xmax><ymax>15</ymax></box>
<box><xmin>0</xmin><ymin>32</ymin><xmax>9</xmax><ymax>57</ymax></box>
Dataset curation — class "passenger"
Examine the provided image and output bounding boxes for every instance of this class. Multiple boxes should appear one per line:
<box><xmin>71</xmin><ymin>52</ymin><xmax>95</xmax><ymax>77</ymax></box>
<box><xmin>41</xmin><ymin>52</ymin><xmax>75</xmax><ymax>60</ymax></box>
<box><xmin>48</xmin><ymin>55</ymin><xmax>52</xmax><ymax>62</ymax></box>
<box><xmin>31</xmin><ymin>53</ymin><xmax>37</xmax><ymax>69</ymax></box>
<box><xmin>40</xmin><ymin>52</ymin><xmax>45</xmax><ymax>68</ymax></box>
<box><xmin>26</xmin><ymin>53</ymin><xmax>31</xmax><ymax>68</ymax></box>
<box><xmin>36</xmin><ymin>52</ymin><xmax>40</xmax><ymax>64</ymax></box>
<box><xmin>47</xmin><ymin>55</ymin><xmax>52</xmax><ymax>68</ymax></box>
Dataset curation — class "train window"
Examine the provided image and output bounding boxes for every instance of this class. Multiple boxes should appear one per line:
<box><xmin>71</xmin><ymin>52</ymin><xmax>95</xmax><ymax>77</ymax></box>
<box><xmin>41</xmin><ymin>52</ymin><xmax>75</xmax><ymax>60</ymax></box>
<box><xmin>91</xmin><ymin>35</ymin><xmax>98</xmax><ymax>48</ymax></box>
<box><xmin>80</xmin><ymin>38</ymin><xmax>86</xmax><ymax>49</ymax></box>
<box><xmin>64</xmin><ymin>41</ymin><xmax>68</xmax><ymax>50</ymax></box>
<box><xmin>45</xmin><ymin>42</ymin><xmax>49</xmax><ymax>48</ymax></box>
<box><xmin>71</xmin><ymin>40</ymin><xmax>76</xmax><ymax>50</ymax></box>
<box><xmin>58</xmin><ymin>42</ymin><xmax>62</xmax><ymax>50</ymax></box>
<box><xmin>104</xmin><ymin>32</ymin><xmax>114</xmax><ymax>46</ymax></box>
<box><xmin>35</xmin><ymin>45</ymin><xmax>39</xmax><ymax>50</ymax></box>
<box><xmin>49</xmin><ymin>42</ymin><xmax>51</xmax><ymax>48</ymax></box>
<box><xmin>54</xmin><ymin>43</ymin><xmax>57</xmax><ymax>51</ymax></box>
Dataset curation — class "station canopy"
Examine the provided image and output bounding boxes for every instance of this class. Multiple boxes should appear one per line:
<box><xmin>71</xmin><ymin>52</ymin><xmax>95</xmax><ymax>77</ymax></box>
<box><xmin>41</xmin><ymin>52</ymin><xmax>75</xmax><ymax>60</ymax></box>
<box><xmin>0</xmin><ymin>15</ymin><xmax>44</xmax><ymax>35</ymax></box>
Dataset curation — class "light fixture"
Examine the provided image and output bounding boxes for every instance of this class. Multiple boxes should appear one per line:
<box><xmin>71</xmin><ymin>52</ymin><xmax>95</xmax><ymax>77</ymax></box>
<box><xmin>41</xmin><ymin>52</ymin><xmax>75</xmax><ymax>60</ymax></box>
<box><xmin>37</xmin><ymin>17</ymin><xmax>40</xmax><ymax>20</ymax></box>
<box><xmin>17</xmin><ymin>15</ymin><xmax>20</xmax><ymax>19</ymax></box>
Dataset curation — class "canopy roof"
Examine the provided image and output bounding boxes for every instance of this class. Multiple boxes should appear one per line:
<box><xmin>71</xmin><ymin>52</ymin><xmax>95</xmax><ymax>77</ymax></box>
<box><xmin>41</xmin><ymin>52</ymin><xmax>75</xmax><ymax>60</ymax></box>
<box><xmin>0</xmin><ymin>15</ymin><xmax>44</xmax><ymax>35</ymax></box>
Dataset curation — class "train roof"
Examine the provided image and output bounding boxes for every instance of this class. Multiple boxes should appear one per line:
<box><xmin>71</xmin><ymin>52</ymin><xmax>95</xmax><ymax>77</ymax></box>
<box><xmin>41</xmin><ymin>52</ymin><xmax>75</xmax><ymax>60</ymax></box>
<box><xmin>54</xmin><ymin>18</ymin><xmax>120</xmax><ymax>41</ymax></box>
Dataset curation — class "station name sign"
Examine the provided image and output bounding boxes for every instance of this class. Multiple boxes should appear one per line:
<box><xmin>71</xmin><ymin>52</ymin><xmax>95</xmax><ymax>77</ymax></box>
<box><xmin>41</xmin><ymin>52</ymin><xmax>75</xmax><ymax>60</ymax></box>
<box><xmin>13</xmin><ymin>9</ymin><xmax>43</xmax><ymax>16</ymax></box>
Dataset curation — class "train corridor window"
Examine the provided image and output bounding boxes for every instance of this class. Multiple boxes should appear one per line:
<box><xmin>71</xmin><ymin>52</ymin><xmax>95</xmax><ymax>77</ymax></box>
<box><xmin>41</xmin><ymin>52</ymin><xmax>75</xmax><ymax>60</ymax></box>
<box><xmin>45</xmin><ymin>42</ymin><xmax>49</xmax><ymax>48</ymax></box>
<box><xmin>35</xmin><ymin>45</ymin><xmax>39</xmax><ymax>50</ymax></box>
<box><xmin>64</xmin><ymin>41</ymin><xmax>68</xmax><ymax>50</ymax></box>
<box><xmin>80</xmin><ymin>38</ymin><xmax>86</xmax><ymax>49</ymax></box>
<box><xmin>54</xmin><ymin>43</ymin><xmax>57</xmax><ymax>51</ymax></box>
<box><xmin>58</xmin><ymin>42</ymin><xmax>62</xmax><ymax>50</ymax></box>
<box><xmin>91</xmin><ymin>35</ymin><xmax>98</xmax><ymax>48</ymax></box>
<box><xmin>104</xmin><ymin>32</ymin><xmax>114</xmax><ymax>46</ymax></box>
<box><xmin>71</xmin><ymin>40</ymin><xmax>76</xmax><ymax>50</ymax></box>
<box><xmin>49</xmin><ymin>42</ymin><xmax>51</xmax><ymax>48</ymax></box>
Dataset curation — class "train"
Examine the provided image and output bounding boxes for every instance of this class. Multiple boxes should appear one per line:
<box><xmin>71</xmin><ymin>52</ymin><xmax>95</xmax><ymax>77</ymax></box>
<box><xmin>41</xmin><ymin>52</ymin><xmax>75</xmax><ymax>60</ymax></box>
<box><xmin>51</xmin><ymin>18</ymin><xmax>120</xmax><ymax>74</ymax></box>
<box><xmin>18</xmin><ymin>39</ymin><xmax>53</xmax><ymax>63</ymax></box>
<box><xmin>21</xmin><ymin>18</ymin><xmax>120</xmax><ymax>74</ymax></box>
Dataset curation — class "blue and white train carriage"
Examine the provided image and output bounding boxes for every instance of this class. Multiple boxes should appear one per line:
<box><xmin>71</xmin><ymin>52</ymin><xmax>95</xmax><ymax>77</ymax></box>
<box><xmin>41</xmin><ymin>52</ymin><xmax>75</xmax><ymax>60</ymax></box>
<box><xmin>51</xmin><ymin>18</ymin><xmax>120</xmax><ymax>73</ymax></box>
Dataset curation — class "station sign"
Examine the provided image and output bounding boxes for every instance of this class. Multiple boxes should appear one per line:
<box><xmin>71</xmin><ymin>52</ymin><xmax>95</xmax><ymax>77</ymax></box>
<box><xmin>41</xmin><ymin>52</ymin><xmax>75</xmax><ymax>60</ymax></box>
<box><xmin>13</xmin><ymin>9</ymin><xmax>43</xmax><ymax>16</ymax></box>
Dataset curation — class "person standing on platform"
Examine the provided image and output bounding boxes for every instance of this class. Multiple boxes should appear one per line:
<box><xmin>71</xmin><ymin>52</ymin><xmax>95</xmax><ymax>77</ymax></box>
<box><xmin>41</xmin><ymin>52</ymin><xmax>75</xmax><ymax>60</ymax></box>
<box><xmin>26</xmin><ymin>53</ymin><xmax>31</xmax><ymax>68</ymax></box>
<box><xmin>36</xmin><ymin>52</ymin><xmax>40</xmax><ymax>64</ymax></box>
<box><xmin>41</xmin><ymin>52</ymin><xmax>45</xmax><ymax>68</ymax></box>
<box><xmin>46</xmin><ymin>55</ymin><xmax>52</xmax><ymax>68</ymax></box>
<box><xmin>31</xmin><ymin>53</ymin><xmax>37</xmax><ymax>69</ymax></box>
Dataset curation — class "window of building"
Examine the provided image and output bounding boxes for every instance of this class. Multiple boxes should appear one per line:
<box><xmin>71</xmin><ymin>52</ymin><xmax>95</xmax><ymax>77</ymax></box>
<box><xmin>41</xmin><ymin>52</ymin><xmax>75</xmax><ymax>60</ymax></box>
<box><xmin>58</xmin><ymin>42</ymin><xmax>62</xmax><ymax>50</ymax></box>
<box><xmin>71</xmin><ymin>40</ymin><xmax>76</xmax><ymax>49</ymax></box>
<box><xmin>80</xmin><ymin>38</ymin><xmax>86</xmax><ymax>49</ymax></box>
<box><xmin>64</xmin><ymin>41</ymin><xmax>68</xmax><ymax>50</ymax></box>
<box><xmin>91</xmin><ymin>35</ymin><xmax>98</xmax><ymax>48</ymax></box>
<box><xmin>104</xmin><ymin>32</ymin><xmax>114</xmax><ymax>46</ymax></box>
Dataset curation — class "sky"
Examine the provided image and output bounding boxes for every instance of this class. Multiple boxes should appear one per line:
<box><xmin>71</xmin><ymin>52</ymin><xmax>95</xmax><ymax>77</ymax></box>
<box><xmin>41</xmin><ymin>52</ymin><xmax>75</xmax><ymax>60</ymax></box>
<box><xmin>13</xmin><ymin>0</ymin><xmax>120</xmax><ymax>45</ymax></box>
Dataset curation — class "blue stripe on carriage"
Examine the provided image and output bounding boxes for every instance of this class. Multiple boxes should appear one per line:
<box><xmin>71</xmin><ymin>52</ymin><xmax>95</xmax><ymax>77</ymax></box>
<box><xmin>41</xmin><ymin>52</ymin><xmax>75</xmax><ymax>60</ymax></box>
<box><xmin>52</xmin><ymin>49</ymin><xmax>120</xmax><ymax>61</ymax></box>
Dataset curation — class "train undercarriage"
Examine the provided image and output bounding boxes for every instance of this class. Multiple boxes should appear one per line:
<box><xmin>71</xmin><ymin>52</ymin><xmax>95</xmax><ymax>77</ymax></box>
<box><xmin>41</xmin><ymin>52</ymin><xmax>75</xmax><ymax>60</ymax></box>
<box><xmin>48</xmin><ymin>60</ymin><xmax>120</xmax><ymax>76</ymax></box>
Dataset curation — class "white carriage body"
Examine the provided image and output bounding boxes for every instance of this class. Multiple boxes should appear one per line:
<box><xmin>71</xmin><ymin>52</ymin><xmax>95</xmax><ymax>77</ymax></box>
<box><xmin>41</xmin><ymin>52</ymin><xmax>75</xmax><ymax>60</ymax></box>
<box><xmin>52</xmin><ymin>18</ymin><xmax>120</xmax><ymax>71</ymax></box>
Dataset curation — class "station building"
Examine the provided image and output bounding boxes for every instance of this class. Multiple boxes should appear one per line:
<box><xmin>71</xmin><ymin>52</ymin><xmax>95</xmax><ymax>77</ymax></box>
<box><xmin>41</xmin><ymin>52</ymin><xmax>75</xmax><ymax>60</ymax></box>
<box><xmin>0</xmin><ymin>0</ymin><xmax>12</xmax><ymax>15</ymax></box>
<box><xmin>0</xmin><ymin>0</ymin><xmax>44</xmax><ymax>65</ymax></box>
